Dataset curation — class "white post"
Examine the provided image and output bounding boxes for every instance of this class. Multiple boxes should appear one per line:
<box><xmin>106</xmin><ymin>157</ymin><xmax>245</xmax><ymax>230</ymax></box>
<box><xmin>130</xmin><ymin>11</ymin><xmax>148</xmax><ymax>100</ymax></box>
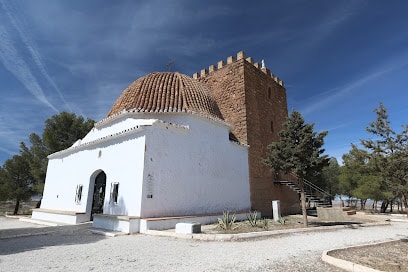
<box><xmin>272</xmin><ymin>200</ymin><xmax>281</xmax><ymax>222</ymax></box>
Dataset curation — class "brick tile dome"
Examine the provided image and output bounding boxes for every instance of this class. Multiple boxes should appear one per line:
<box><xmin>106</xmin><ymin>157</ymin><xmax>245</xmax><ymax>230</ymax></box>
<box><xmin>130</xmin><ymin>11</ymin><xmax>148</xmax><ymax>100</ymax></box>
<box><xmin>107</xmin><ymin>72</ymin><xmax>224</xmax><ymax>120</ymax></box>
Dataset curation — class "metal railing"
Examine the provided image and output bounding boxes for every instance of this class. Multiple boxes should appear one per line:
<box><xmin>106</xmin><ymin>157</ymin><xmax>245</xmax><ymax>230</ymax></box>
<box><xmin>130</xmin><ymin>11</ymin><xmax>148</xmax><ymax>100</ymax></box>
<box><xmin>276</xmin><ymin>171</ymin><xmax>333</xmax><ymax>207</ymax></box>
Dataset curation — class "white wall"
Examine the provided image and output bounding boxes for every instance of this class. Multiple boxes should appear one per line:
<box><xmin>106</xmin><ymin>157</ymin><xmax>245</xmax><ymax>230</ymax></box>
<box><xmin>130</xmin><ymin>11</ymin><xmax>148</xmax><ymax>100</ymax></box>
<box><xmin>140</xmin><ymin>115</ymin><xmax>251</xmax><ymax>218</ymax></box>
<box><xmin>38</xmin><ymin>130</ymin><xmax>147</xmax><ymax>219</ymax></box>
<box><xmin>36</xmin><ymin>112</ymin><xmax>250</xmax><ymax>224</ymax></box>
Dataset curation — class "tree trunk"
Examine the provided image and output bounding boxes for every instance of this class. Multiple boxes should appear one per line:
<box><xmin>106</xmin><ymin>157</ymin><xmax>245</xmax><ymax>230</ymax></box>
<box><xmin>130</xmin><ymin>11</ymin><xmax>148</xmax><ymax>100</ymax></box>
<box><xmin>360</xmin><ymin>199</ymin><xmax>365</xmax><ymax>210</ymax></box>
<box><xmin>300</xmin><ymin>180</ymin><xmax>308</xmax><ymax>228</ymax></box>
<box><xmin>401</xmin><ymin>193</ymin><xmax>408</xmax><ymax>217</ymax></box>
<box><xmin>380</xmin><ymin>200</ymin><xmax>389</xmax><ymax>213</ymax></box>
<box><xmin>390</xmin><ymin>199</ymin><xmax>393</xmax><ymax>213</ymax></box>
<box><xmin>13</xmin><ymin>199</ymin><xmax>20</xmax><ymax>215</ymax></box>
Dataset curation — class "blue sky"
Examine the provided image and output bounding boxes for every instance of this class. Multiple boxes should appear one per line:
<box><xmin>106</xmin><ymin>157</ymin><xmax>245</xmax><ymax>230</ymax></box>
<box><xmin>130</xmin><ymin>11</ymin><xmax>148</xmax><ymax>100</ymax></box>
<box><xmin>1</xmin><ymin>0</ymin><xmax>408</xmax><ymax>165</ymax></box>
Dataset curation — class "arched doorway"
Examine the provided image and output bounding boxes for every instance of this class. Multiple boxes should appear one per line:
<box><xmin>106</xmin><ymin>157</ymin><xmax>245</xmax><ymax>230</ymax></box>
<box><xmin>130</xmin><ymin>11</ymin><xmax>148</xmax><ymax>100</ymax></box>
<box><xmin>91</xmin><ymin>171</ymin><xmax>106</xmax><ymax>219</ymax></box>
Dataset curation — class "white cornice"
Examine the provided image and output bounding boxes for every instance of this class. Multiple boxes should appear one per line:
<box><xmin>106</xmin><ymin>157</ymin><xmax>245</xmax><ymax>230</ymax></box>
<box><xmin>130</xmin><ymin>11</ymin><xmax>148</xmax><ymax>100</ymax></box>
<box><xmin>94</xmin><ymin>108</ymin><xmax>231</xmax><ymax>130</ymax></box>
<box><xmin>48</xmin><ymin>125</ymin><xmax>145</xmax><ymax>159</ymax></box>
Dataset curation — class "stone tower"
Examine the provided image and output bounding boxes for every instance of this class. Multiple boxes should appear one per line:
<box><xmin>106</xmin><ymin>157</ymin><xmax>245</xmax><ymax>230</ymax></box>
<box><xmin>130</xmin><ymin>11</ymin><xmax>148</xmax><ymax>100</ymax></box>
<box><xmin>194</xmin><ymin>51</ymin><xmax>300</xmax><ymax>216</ymax></box>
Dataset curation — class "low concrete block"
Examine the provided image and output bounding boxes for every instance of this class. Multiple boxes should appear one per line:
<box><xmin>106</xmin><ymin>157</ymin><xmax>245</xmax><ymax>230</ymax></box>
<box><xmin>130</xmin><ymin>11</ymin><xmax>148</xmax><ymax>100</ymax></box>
<box><xmin>317</xmin><ymin>207</ymin><xmax>357</xmax><ymax>221</ymax></box>
<box><xmin>175</xmin><ymin>222</ymin><xmax>201</xmax><ymax>234</ymax></box>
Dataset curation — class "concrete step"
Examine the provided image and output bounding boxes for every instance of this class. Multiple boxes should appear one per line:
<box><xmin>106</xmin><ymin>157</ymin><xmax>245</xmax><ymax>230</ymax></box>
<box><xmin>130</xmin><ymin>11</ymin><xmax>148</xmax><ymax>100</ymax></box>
<box><xmin>316</xmin><ymin>207</ymin><xmax>357</xmax><ymax>220</ymax></box>
<box><xmin>346</xmin><ymin>210</ymin><xmax>356</xmax><ymax>215</ymax></box>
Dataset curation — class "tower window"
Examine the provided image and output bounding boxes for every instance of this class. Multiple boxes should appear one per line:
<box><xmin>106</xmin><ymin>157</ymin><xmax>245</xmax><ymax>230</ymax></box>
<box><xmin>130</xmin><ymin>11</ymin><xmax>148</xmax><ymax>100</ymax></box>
<box><xmin>268</xmin><ymin>87</ymin><xmax>272</xmax><ymax>99</ymax></box>
<box><xmin>270</xmin><ymin>121</ymin><xmax>274</xmax><ymax>132</ymax></box>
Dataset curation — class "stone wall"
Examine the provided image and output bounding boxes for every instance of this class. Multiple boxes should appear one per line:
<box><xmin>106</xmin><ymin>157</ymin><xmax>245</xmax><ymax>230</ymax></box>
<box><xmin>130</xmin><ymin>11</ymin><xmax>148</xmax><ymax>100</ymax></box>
<box><xmin>196</xmin><ymin>51</ymin><xmax>300</xmax><ymax>216</ymax></box>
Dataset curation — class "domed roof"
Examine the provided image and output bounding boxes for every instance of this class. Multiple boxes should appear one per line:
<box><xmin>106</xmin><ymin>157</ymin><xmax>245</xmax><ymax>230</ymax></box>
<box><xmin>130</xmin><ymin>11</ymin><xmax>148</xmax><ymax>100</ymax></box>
<box><xmin>107</xmin><ymin>72</ymin><xmax>223</xmax><ymax>120</ymax></box>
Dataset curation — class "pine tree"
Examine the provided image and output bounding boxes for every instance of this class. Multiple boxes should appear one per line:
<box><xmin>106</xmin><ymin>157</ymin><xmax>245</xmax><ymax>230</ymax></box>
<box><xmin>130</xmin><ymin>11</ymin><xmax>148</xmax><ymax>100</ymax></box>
<box><xmin>340</xmin><ymin>144</ymin><xmax>390</xmax><ymax>210</ymax></box>
<box><xmin>42</xmin><ymin>112</ymin><xmax>95</xmax><ymax>154</ymax></box>
<box><xmin>0</xmin><ymin>155</ymin><xmax>34</xmax><ymax>214</ymax></box>
<box><xmin>21</xmin><ymin>112</ymin><xmax>95</xmax><ymax>194</ymax></box>
<box><xmin>361</xmin><ymin>103</ymin><xmax>408</xmax><ymax>214</ymax></box>
<box><xmin>321</xmin><ymin>157</ymin><xmax>341</xmax><ymax>204</ymax></box>
<box><xmin>264</xmin><ymin>111</ymin><xmax>328</xmax><ymax>227</ymax></box>
<box><xmin>20</xmin><ymin>133</ymin><xmax>48</xmax><ymax>193</ymax></box>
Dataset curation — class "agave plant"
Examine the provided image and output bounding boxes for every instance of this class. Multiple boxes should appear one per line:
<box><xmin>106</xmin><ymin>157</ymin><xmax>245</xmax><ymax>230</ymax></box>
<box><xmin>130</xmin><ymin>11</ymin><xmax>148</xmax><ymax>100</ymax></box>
<box><xmin>217</xmin><ymin>211</ymin><xmax>237</xmax><ymax>230</ymax></box>
<box><xmin>246</xmin><ymin>210</ymin><xmax>258</xmax><ymax>227</ymax></box>
<box><xmin>262</xmin><ymin>217</ymin><xmax>269</xmax><ymax>230</ymax></box>
<box><xmin>278</xmin><ymin>217</ymin><xmax>287</xmax><ymax>225</ymax></box>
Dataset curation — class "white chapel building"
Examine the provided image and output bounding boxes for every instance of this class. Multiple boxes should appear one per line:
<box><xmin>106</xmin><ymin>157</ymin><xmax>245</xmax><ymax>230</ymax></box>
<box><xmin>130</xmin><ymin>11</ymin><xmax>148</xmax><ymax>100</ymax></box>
<box><xmin>32</xmin><ymin>72</ymin><xmax>251</xmax><ymax>233</ymax></box>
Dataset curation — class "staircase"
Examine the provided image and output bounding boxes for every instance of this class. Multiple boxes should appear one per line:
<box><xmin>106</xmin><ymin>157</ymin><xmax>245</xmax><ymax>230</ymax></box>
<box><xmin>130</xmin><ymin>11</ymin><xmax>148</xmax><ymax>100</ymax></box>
<box><xmin>275</xmin><ymin>172</ymin><xmax>333</xmax><ymax>210</ymax></box>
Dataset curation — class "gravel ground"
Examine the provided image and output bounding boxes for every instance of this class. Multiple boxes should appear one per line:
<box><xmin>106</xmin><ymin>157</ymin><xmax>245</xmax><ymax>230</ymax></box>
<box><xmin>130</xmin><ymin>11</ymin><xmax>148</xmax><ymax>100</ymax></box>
<box><xmin>0</xmin><ymin>216</ymin><xmax>46</xmax><ymax>230</ymax></box>
<box><xmin>0</xmin><ymin>216</ymin><xmax>407</xmax><ymax>272</ymax></box>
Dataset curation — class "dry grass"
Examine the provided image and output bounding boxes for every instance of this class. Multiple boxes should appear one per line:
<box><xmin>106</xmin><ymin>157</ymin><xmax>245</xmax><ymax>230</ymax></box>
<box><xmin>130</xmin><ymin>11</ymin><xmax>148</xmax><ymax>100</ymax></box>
<box><xmin>329</xmin><ymin>239</ymin><xmax>408</xmax><ymax>272</ymax></box>
<box><xmin>0</xmin><ymin>201</ymin><xmax>38</xmax><ymax>215</ymax></box>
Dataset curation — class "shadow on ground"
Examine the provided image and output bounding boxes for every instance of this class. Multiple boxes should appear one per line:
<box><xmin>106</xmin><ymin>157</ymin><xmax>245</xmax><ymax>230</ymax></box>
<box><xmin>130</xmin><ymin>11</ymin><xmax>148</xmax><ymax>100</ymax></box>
<box><xmin>0</xmin><ymin>222</ymin><xmax>106</xmax><ymax>256</ymax></box>
<box><xmin>310</xmin><ymin>221</ymin><xmax>363</xmax><ymax>227</ymax></box>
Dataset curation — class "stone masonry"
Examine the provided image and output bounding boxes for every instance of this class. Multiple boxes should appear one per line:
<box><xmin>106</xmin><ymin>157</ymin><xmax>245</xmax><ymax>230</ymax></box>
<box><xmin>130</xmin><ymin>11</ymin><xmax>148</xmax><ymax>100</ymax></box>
<box><xmin>195</xmin><ymin>51</ymin><xmax>300</xmax><ymax>216</ymax></box>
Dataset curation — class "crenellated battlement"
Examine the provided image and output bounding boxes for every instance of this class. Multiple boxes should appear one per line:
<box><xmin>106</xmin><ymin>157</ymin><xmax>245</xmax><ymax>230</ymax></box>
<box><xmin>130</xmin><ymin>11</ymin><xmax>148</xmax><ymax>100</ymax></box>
<box><xmin>192</xmin><ymin>51</ymin><xmax>284</xmax><ymax>87</ymax></box>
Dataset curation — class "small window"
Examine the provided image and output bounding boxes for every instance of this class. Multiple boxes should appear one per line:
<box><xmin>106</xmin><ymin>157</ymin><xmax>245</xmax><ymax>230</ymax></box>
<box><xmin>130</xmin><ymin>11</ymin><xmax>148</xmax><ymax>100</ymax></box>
<box><xmin>270</xmin><ymin>121</ymin><xmax>274</xmax><ymax>132</ymax></box>
<box><xmin>75</xmin><ymin>184</ymin><xmax>83</xmax><ymax>204</ymax></box>
<box><xmin>110</xmin><ymin>182</ymin><xmax>119</xmax><ymax>204</ymax></box>
<box><xmin>268</xmin><ymin>87</ymin><xmax>272</xmax><ymax>99</ymax></box>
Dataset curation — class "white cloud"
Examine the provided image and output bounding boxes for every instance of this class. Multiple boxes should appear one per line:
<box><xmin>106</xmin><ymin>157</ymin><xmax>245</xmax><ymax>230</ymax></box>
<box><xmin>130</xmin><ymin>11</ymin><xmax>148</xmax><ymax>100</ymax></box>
<box><xmin>300</xmin><ymin>49</ymin><xmax>408</xmax><ymax>116</ymax></box>
<box><xmin>0</xmin><ymin>1</ymin><xmax>67</xmax><ymax>113</ymax></box>
<box><xmin>4</xmin><ymin>2</ymin><xmax>71</xmax><ymax>107</ymax></box>
<box><xmin>321</xmin><ymin>122</ymin><xmax>354</xmax><ymax>133</ymax></box>
<box><xmin>0</xmin><ymin>106</ymin><xmax>42</xmax><ymax>159</ymax></box>
<box><xmin>0</xmin><ymin>91</ymin><xmax>52</xmax><ymax>165</ymax></box>
<box><xmin>300</xmin><ymin>69</ymin><xmax>388</xmax><ymax>116</ymax></box>
<box><xmin>0</xmin><ymin>25</ymin><xmax>59</xmax><ymax>112</ymax></box>
<box><xmin>272</xmin><ymin>2</ymin><xmax>364</xmax><ymax>75</ymax></box>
